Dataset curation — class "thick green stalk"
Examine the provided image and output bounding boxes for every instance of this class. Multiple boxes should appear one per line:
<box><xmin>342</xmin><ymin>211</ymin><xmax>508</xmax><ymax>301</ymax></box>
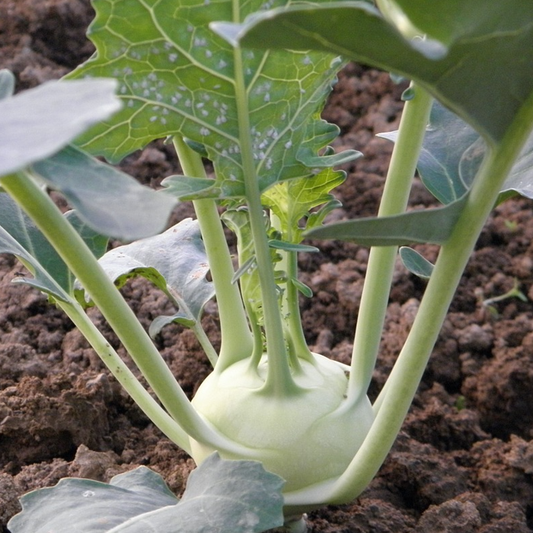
<box><xmin>284</xmin><ymin>91</ymin><xmax>533</xmax><ymax>511</ymax></box>
<box><xmin>0</xmin><ymin>171</ymin><xmax>255</xmax><ymax>455</ymax></box>
<box><xmin>348</xmin><ymin>83</ymin><xmax>433</xmax><ymax>401</ymax></box>
<box><xmin>172</xmin><ymin>137</ymin><xmax>253</xmax><ymax>370</ymax></box>
<box><xmin>233</xmin><ymin>45</ymin><xmax>297</xmax><ymax>395</ymax></box>
<box><xmin>56</xmin><ymin>299</ymin><xmax>192</xmax><ymax>453</ymax></box>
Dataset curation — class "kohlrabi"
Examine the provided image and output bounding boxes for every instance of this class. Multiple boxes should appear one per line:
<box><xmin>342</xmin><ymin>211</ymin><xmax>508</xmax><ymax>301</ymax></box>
<box><xmin>3</xmin><ymin>0</ymin><xmax>533</xmax><ymax>532</ymax></box>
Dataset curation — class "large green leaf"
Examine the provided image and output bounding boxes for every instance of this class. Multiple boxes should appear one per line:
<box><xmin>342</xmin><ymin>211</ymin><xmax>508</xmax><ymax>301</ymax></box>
<box><xmin>32</xmin><ymin>146</ymin><xmax>176</xmax><ymax>241</ymax></box>
<box><xmin>228</xmin><ymin>0</ymin><xmax>533</xmax><ymax>145</ymax></box>
<box><xmin>92</xmin><ymin>219</ymin><xmax>214</xmax><ymax>328</ymax></box>
<box><xmin>67</xmin><ymin>0</ymin><xmax>359</xmax><ymax>197</ymax></box>
<box><xmin>8</xmin><ymin>453</ymin><xmax>284</xmax><ymax>533</ymax></box>
<box><xmin>0</xmin><ymin>193</ymin><xmax>106</xmax><ymax>296</ymax></box>
<box><xmin>0</xmin><ymin>78</ymin><xmax>120</xmax><ymax>176</ymax></box>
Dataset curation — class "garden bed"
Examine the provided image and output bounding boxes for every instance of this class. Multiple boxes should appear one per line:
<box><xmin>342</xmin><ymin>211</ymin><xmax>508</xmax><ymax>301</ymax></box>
<box><xmin>1</xmin><ymin>1</ymin><xmax>533</xmax><ymax>531</ymax></box>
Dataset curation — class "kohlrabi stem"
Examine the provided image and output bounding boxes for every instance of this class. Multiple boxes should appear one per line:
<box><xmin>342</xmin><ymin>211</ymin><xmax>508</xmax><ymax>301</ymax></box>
<box><xmin>348</xmin><ymin>83</ymin><xmax>433</xmax><ymax>401</ymax></box>
<box><xmin>284</xmin><ymin>91</ymin><xmax>533</xmax><ymax>511</ymax></box>
<box><xmin>233</xmin><ymin>46</ymin><xmax>297</xmax><ymax>394</ymax></box>
<box><xmin>56</xmin><ymin>298</ymin><xmax>193</xmax><ymax>453</ymax></box>
<box><xmin>172</xmin><ymin>136</ymin><xmax>253</xmax><ymax>370</ymax></box>
<box><xmin>0</xmin><ymin>171</ymin><xmax>256</xmax><ymax>455</ymax></box>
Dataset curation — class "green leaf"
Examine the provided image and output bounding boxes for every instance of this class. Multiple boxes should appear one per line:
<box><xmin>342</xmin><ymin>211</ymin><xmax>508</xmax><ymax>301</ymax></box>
<box><xmin>268</xmin><ymin>240</ymin><xmax>319</xmax><ymax>253</ymax></box>
<box><xmin>0</xmin><ymin>79</ymin><xmax>121</xmax><ymax>176</ymax></box>
<box><xmin>379</xmin><ymin>101</ymin><xmax>485</xmax><ymax>205</ymax></box>
<box><xmin>399</xmin><ymin>246</ymin><xmax>434</xmax><ymax>279</ymax></box>
<box><xmin>8</xmin><ymin>454</ymin><xmax>284</xmax><ymax>533</ymax></box>
<box><xmin>297</xmin><ymin>118</ymin><xmax>362</xmax><ymax>168</ymax></box>
<box><xmin>93</xmin><ymin>219</ymin><xmax>214</xmax><ymax>327</ymax></box>
<box><xmin>263</xmin><ymin>168</ymin><xmax>346</xmax><ymax>243</ymax></box>
<box><xmin>306</xmin><ymin>193</ymin><xmax>469</xmax><ymax>246</ymax></box>
<box><xmin>32</xmin><ymin>145</ymin><xmax>176</xmax><ymax>241</ymax></box>
<box><xmin>292</xmin><ymin>277</ymin><xmax>313</xmax><ymax>298</ymax></box>
<box><xmin>8</xmin><ymin>467</ymin><xmax>177</xmax><ymax>533</ymax></box>
<box><xmin>383</xmin><ymin>100</ymin><xmax>533</xmax><ymax>204</ymax></box>
<box><xmin>500</xmin><ymin>129</ymin><xmax>533</xmax><ymax>200</ymax></box>
<box><xmin>0</xmin><ymin>193</ymin><xmax>106</xmax><ymax>296</ymax></box>
<box><xmin>67</xmin><ymin>0</ymin><xmax>349</xmax><ymax>197</ymax></box>
<box><xmin>231</xmin><ymin>0</ymin><xmax>533</xmax><ymax>145</ymax></box>
<box><xmin>0</xmin><ymin>224</ymin><xmax>69</xmax><ymax>302</ymax></box>
<box><xmin>0</xmin><ymin>69</ymin><xmax>15</xmax><ymax>100</ymax></box>
<box><xmin>149</xmin><ymin>313</ymin><xmax>195</xmax><ymax>337</ymax></box>
<box><xmin>163</xmin><ymin>453</ymin><xmax>284</xmax><ymax>533</ymax></box>
<box><xmin>162</xmin><ymin>174</ymin><xmax>220</xmax><ymax>201</ymax></box>
<box><xmin>383</xmin><ymin>101</ymin><xmax>533</xmax><ymax>205</ymax></box>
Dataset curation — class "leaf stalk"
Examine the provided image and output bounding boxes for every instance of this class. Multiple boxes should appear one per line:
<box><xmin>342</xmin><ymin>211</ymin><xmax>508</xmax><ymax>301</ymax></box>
<box><xmin>233</xmin><ymin>46</ymin><xmax>297</xmax><ymax>395</ymax></box>
<box><xmin>172</xmin><ymin>137</ymin><xmax>253</xmax><ymax>370</ymax></box>
<box><xmin>349</xmin><ymin>83</ymin><xmax>433</xmax><ymax>401</ymax></box>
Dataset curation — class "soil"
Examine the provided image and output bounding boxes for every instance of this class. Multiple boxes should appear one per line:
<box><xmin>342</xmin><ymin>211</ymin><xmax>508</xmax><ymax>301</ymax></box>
<box><xmin>1</xmin><ymin>1</ymin><xmax>533</xmax><ymax>532</ymax></box>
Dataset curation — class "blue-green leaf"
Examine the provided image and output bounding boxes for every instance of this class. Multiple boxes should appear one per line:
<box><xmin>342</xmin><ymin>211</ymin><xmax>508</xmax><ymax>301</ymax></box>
<box><xmin>161</xmin><ymin>175</ymin><xmax>220</xmax><ymax>201</ymax></box>
<box><xmin>306</xmin><ymin>193</ymin><xmax>469</xmax><ymax>246</ymax></box>
<box><xmin>500</xmin><ymin>129</ymin><xmax>533</xmax><ymax>200</ymax></box>
<box><xmin>0</xmin><ymin>193</ymin><xmax>106</xmax><ymax>295</ymax></box>
<box><xmin>8</xmin><ymin>467</ymin><xmax>177</xmax><ymax>533</ymax></box>
<box><xmin>379</xmin><ymin>100</ymin><xmax>485</xmax><ymax>205</ymax></box>
<box><xmin>268</xmin><ymin>240</ymin><xmax>319</xmax><ymax>253</ymax></box>
<box><xmin>32</xmin><ymin>145</ymin><xmax>176</xmax><ymax>241</ymax></box>
<box><xmin>0</xmin><ymin>225</ymin><xmax>69</xmax><ymax>302</ymax></box>
<box><xmin>8</xmin><ymin>454</ymin><xmax>284</xmax><ymax>533</ymax></box>
<box><xmin>231</xmin><ymin>0</ymin><xmax>533</xmax><ymax>145</ymax></box>
<box><xmin>0</xmin><ymin>79</ymin><xmax>120</xmax><ymax>176</ymax></box>
<box><xmin>93</xmin><ymin>219</ymin><xmax>214</xmax><ymax>327</ymax></box>
<box><xmin>399</xmin><ymin>246</ymin><xmax>434</xmax><ymax>279</ymax></box>
<box><xmin>0</xmin><ymin>69</ymin><xmax>15</xmax><ymax>100</ymax></box>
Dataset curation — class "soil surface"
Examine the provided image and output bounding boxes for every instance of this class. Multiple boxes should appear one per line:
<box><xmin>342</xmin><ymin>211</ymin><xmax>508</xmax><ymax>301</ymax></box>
<box><xmin>2</xmin><ymin>1</ymin><xmax>533</xmax><ymax>532</ymax></box>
